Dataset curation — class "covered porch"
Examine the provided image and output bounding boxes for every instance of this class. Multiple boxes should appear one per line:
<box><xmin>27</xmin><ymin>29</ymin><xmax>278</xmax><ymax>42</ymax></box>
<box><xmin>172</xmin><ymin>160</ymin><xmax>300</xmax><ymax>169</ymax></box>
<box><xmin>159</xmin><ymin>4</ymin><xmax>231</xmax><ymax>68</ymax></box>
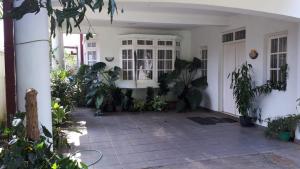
<box><xmin>69</xmin><ymin>108</ymin><xmax>300</xmax><ymax>169</ymax></box>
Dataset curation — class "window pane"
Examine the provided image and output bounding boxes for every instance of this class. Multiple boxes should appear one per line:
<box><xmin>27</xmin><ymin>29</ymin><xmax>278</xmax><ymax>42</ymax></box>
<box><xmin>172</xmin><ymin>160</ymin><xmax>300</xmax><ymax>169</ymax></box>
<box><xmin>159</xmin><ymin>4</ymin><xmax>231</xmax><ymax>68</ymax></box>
<box><xmin>137</xmin><ymin>50</ymin><xmax>144</xmax><ymax>59</ymax></box>
<box><xmin>123</xmin><ymin>71</ymin><xmax>128</xmax><ymax>80</ymax></box>
<box><xmin>176</xmin><ymin>51</ymin><xmax>180</xmax><ymax>58</ymax></box>
<box><xmin>166</xmin><ymin>61</ymin><xmax>172</xmax><ymax>69</ymax></box>
<box><xmin>146</xmin><ymin>50</ymin><xmax>153</xmax><ymax>59</ymax></box>
<box><xmin>122</xmin><ymin>50</ymin><xmax>127</xmax><ymax>59</ymax></box>
<box><xmin>128</xmin><ymin>71</ymin><xmax>133</xmax><ymax>80</ymax></box>
<box><xmin>128</xmin><ymin>40</ymin><xmax>132</xmax><ymax>45</ymax></box>
<box><xmin>137</xmin><ymin>40</ymin><xmax>145</xmax><ymax>45</ymax></box>
<box><xmin>279</xmin><ymin>54</ymin><xmax>286</xmax><ymax>67</ymax></box>
<box><xmin>176</xmin><ymin>42</ymin><xmax>181</xmax><ymax>47</ymax></box>
<box><xmin>166</xmin><ymin>50</ymin><xmax>172</xmax><ymax>59</ymax></box>
<box><xmin>128</xmin><ymin>50</ymin><xmax>132</xmax><ymax>59</ymax></box>
<box><xmin>270</xmin><ymin>54</ymin><xmax>277</xmax><ymax>68</ymax></box>
<box><xmin>128</xmin><ymin>61</ymin><xmax>133</xmax><ymax>69</ymax></box>
<box><xmin>279</xmin><ymin>37</ymin><xmax>287</xmax><ymax>52</ymax></box>
<box><xmin>137</xmin><ymin>60</ymin><xmax>144</xmax><ymax>68</ymax></box>
<box><xmin>158</xmin><ymin>61</ymin><xmax>164</xmax><ymax>69</ymax></box>
<box><xmin>122</xmin><ymin>40</ymin><xmax>127</xmax><ymax>45</ymax></box>
<box><xmin>122</xmin><ymin>61</ymin><xmax>127</xmax><ymax>69</ymax></box>
<box><xmin>146</xmin><ymin>40</ymin><xmax>153</xmax><ymax>45</ymax></box>
<box><xmin>235</xmin><ymin>30</ymin><xmax>246</xmax><ymax>40</ymax></box>
<box><xmin>271</xmin><ymin>38</ymin><xmax>278</xmax><ymax>53</ymax></box>
<box><xmin>158</xmin><ymin>71</ymin><xmax>164</xmax><ymax>80</ymax></box>
<box><xmin>222</xmin><ymin>33</ymin><xmax>233</xmax><ymax>42</ymax></box>
<box><xmin>158</xmin><ymin>50</ymin><xmax>165</xmax><ymax>59</ymax></box>
<box><xmin>166</xmin><ymin>41</ymin><xmax>173</xmax><ymax>46</ymax></box>
<box><xmin>270</xmin><ymin>70</ymin><xmax>277</xmax><ymax>82</ymax></box>
<box><xmin>158</xmin><ymin>41</ymin><xmax>165</xmax><ymax>46</ymax></box>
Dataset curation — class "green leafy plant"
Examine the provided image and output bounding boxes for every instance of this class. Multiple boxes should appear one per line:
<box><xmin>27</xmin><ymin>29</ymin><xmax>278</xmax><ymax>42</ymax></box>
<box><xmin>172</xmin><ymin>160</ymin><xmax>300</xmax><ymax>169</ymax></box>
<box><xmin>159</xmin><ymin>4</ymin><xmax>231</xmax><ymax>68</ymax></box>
<box><xmin>145</xmin><ymin>87</ymin><xmax>155</xmax><ymax>111</ymax></box>
<box><xmin>10</xmin><ymin>0</ymin><xmax>117</xmax><ymax>39</ymax></box>
<box><xmin>165</xmin><ymin>57</ymin><xmax>208</xmax><ymax>112</ymax></box>
<box><xmin>265</xmin><ymin>115</ymin><xmax>300</xmax><ymax>140</ymax></box>
<box><xmin>158</xmin><ymin>73</ymin><xmax>170</xmax><ymax>96</ymax></box>
<box><xmin>133</xmin><ymin>99</ymin><xmax>145</xmax><ymax>112</ymax></box>
<box><xmin>85</xmin><ymin>62</ymin><xmax>122</xmax><ymax>114</ymax></box>
<box><xmin>122</xmin><ymin>89</ymin><xmax>134</xmax><ymax>112</ymax></box>
<box><xmin>229</xmin><ymin>63</ymin><xmax>288</xmax><ymax>121</ymax></box>
<box><xmin>73</xmin><ymin>65</ymin><xmax>90</xmax><ymax>107</ymax></box>
<box><xmin>151</xmin><ymin>96</ymin><xmax>167</xmax><ymax>112</ymax></box>
<box><xmin>0</xmin><ymin>112</ymin><xmax>87</xmax><ymax>169</ymax></box>
<box><xmin>52</xmin><ymin>101</ymin><xmax>72</xmax><ymax>150</ymax></box>
<box><xmin>51</xmin><ymin>69</ymin><xmax>75</xmax><ymax>110</ymax></box>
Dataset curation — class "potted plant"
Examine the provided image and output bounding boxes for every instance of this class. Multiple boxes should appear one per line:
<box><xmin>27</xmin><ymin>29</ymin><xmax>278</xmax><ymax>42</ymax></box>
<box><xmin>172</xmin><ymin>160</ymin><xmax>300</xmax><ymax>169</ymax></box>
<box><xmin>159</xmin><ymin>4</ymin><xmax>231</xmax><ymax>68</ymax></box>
<box><xmin>229</xmin><ymin>63</ymin><xmax>255</xmax><ymax>126</ymax></box>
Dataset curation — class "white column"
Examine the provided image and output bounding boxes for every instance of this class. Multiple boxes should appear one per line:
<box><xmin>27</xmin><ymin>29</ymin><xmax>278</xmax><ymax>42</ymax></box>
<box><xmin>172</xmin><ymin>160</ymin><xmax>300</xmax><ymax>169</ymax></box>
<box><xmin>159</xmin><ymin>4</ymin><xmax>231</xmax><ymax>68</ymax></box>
<box><xmin>14</xmin><ymin>0</ymin><xmax>52</xmax><ymax>132</ymax></box>
<box><xmin>52</xmin><ymin>27</ymin><xmax>65</xmax><ymax>69</ymax></box>
<box><xmin>297</xmin><ymin>23</ymin><xmax>300</xmax><ymax>100</ymax></box>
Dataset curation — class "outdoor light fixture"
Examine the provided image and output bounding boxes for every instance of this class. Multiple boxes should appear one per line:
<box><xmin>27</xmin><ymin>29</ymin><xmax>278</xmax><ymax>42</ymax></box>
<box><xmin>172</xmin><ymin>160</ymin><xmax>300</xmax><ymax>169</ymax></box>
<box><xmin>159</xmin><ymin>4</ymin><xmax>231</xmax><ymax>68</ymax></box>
<box><xmin>249</xmin><ymin>49</ymin><xmax>258</xmax><ymax>59</ymax></box>
<box><xmin>105</xmin><ymin>57</ymin><xmax>114</xmax><ymax>62</ymax></box>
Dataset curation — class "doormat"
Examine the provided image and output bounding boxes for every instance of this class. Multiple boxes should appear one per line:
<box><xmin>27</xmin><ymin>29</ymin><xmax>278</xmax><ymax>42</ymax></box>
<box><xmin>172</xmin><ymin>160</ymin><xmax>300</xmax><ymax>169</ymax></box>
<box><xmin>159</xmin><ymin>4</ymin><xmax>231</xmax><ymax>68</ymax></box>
<box><xmin>188</xmin><ymin>117</ymin><xmax>237</xmax><ymax>125</ymax></box>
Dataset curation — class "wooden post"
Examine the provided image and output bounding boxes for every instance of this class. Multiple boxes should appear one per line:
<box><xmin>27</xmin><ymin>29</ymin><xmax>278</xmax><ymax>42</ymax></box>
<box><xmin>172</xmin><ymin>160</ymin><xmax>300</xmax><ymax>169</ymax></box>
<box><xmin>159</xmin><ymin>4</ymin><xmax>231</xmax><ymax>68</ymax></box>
<box><xmin>25</xmin><ymin>88</ymin><xmax>40</xmax><ymax>140</ymax></box>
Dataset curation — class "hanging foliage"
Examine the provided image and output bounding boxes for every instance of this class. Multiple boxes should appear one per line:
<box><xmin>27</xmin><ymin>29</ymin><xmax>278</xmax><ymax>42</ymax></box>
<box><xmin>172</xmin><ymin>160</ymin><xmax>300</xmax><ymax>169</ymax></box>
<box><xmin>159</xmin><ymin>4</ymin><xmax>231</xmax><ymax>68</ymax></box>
<box><xmin>7</xmin><ymin>0</ymin><xmax>117</xmax><ymax>39</ymax></box>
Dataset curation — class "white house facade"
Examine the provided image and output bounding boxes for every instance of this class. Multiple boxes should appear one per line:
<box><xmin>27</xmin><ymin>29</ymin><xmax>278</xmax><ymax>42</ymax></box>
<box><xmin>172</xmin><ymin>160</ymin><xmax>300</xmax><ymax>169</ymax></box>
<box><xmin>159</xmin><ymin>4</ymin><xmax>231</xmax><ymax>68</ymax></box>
<box><xmin>2</xmin><ymin>0</ymin><xmax>300</xmax><ymax>128</ymax></box>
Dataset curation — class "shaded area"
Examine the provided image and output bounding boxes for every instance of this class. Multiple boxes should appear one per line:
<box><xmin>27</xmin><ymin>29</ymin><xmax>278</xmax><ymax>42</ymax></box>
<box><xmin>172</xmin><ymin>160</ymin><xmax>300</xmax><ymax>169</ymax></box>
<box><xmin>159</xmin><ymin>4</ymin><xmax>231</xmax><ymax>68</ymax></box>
<box><xmin>188</xmin><ymin>117</ymin><xmax>237</xmax><ymax>125</ymax></box>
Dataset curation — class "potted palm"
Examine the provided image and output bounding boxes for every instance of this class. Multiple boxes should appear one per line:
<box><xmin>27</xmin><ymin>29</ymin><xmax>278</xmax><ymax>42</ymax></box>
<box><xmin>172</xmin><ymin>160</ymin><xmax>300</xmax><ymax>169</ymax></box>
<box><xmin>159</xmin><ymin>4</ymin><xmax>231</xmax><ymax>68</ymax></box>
<box><xmin>229</xmin><ymin>63</ymin><xmax>255</xmax><ymax>127</ymax></box>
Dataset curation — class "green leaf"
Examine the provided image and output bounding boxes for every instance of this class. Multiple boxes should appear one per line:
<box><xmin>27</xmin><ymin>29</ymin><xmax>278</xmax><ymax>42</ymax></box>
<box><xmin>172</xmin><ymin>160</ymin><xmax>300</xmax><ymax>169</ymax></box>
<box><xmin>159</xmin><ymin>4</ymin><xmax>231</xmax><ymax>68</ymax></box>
<box><xmin>51</xmin><ymin>163</ymin><xmax>58</xmax><ymax>169</ymax></box>
<box><xmin>191</xmin><ymin>77</ymin><xmax>208</xmax><ymax>88</ymax></box>
<box><xmin>42</xmin><ymin>125</ymin><xmax>52</xmax><ymax>138</ymax></box>
<box><xmin>176</xmin><ymin>100</ymin><xmax>186</xmax><ymax>112</ymax></box>
<box><xmin>187</xmin><ymin>89</ymin><xmax>203</xmax><ymax>110</ymax></box>
<box><xmin>172</xmin><ymin>81</ymin><xmax>185</xmax><ymax>96</ymax></box>
<box><xmin>86</xmin><ymin>32</ymin><xmax>94</xmax><ymax>40</ymax></box>
<box><xmin>95</xmin><ymin>96</ymin><xmax>104</xmax><ymax>109</ymax></box>
<box><xmin>92</xmin><ymin>62</ymin><xmax>107</xmax><ymax>72</ymax></box>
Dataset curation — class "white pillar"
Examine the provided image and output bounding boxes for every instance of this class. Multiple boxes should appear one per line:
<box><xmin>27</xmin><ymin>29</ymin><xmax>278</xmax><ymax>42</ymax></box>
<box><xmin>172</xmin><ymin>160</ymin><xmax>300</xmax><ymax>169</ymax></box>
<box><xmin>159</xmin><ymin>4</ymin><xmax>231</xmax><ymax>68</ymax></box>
<box><xmin>297</xmin><ymin>23</ymin><xmax>300</xmax><ymax>100</ymax></box>
<box><xmin>52</xmin><ymin>28</ymin><xmax>65</xmax><ymax>69</ymax></box>
<box><xmin>14</xmin><ymin>0</ymin><xmax>52</xmax><ymax>132</ymax></box>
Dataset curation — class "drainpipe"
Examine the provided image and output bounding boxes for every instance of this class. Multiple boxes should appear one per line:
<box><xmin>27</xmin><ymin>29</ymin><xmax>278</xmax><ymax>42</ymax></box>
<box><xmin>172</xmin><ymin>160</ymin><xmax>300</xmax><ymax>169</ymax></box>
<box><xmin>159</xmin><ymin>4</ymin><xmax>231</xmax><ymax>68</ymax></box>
<box><xmin>14</xmin><ymin>0</ymin><xmax>52</xmax><ymax>132</ymax></box>
<box><xmin>80</xmin><ymin>33</ymin><xmax>84</xmax><ymax>65</ymax></box>
<box><xmin>4</xmin><ymin>0</ymin><xmax>16</xmax><ymax>125</ymax></box>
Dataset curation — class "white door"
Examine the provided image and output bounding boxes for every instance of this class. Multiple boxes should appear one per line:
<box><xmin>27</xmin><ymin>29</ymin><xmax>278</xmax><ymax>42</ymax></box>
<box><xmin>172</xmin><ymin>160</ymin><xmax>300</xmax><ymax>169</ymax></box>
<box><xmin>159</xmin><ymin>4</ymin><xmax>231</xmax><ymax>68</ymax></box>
<box><xmin>223</xmin><ymin>41</ymin><xmax>245</xmax><ymax>116</ymax></box>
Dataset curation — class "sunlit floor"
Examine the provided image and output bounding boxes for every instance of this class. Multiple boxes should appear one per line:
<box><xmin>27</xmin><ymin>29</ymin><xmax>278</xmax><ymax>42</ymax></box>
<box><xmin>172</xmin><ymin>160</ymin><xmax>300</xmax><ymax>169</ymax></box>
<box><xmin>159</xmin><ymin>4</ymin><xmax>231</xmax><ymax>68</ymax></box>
<box><xmin>67</xmin><ymin>108</ymin><xmax>300</xmax><ymax>169</ymax></box>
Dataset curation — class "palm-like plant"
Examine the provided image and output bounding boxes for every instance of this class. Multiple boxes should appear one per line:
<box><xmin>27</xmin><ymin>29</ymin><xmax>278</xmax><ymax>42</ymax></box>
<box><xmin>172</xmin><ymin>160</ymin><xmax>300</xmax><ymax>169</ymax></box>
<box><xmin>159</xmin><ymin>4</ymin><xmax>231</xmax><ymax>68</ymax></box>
<box><xmin>166</xmin><ymin>57</ymin><xmax>208</xmax><ymax>112</ymax></box>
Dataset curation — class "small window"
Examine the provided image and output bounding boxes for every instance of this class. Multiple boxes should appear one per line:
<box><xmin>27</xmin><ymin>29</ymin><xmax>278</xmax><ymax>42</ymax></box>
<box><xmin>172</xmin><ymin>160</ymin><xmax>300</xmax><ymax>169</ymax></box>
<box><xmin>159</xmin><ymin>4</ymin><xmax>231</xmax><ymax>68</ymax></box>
<box><xmin>176</xmin><ymin>42</ymin><xmax>181</xmax><ymax>47</ymax></box>
<box><xmin>87</xmin><ymin>51</ymin><xmax>97</xmax><ymax>65</ymax></box>
<box><xmin>235</xmin><ymin>30</ymin><xmax>246</xmax><ymax>40</ymax></box>
<box><xmin>166</xmin><ymin>41</ymin><xmax>173</xmax><ymax>46</ymax></box>
<box><xmin>222</xmin><ymin>33</ymin><xmax>234</xmax><ymax>43</ymax></box>
<box><xmin>158</xmin><ymin>41</ymin><xmax>165</xmax><ymax>46</ymax></box>
<box><xmin>146</xmin><ymin>40</ymin><xmax>153</xmax><ymax>45</ymax></box>
<box><xmin>87</xmin><ymin>42</ymin><xmax>96</xmax><ymax>47</ymax></box>
<box><xmin>122</xmin><ymin>49</ymin><xmax>134</xmax><ymax>80</ymax></box>
<box><xmin>158</xmin><ymin>50</ymin><xmax>173</xmax><ymax>80</ymax></box>
<box><xmin>200</xmin><ymin>47</ymin><xmax>208</xmax><ymax>78</ymax></box>
<box><xmin>268</xmin><ymin>34</ymin><xmax>287</xmax><ymax>83</ymax></box>
<box><xmin>137</xmin><ymin>40</ymin><xmax>145</xmax><ymax>45</ymax></box>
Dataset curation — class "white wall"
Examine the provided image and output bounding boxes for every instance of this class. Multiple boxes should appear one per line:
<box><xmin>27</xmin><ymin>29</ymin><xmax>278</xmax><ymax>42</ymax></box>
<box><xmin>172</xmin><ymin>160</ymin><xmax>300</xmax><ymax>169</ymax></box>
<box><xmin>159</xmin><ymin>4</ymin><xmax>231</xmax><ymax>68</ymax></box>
<box><xmin>191</xmin><ymin>26</ymin><xmax>223</xmax><ymax>111</ymax></box>
<box><xmin>191</xmin><ymin>15</ymin><xmax>299</xmax><ymax>124</ymax></box>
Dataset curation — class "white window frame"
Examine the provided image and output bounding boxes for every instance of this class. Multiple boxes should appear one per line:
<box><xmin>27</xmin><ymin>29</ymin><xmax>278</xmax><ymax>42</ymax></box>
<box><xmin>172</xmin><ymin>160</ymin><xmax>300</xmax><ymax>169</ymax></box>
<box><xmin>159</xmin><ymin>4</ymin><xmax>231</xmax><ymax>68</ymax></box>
<box><xmin>119</xmin><ymin>34</ymin><xmax>181</xmax><ymax>88</ymax></box>
<box><xmin>85</xmin><ymin>39</ymin><xmax>98</xmax><ymax>66</ymax></box>
<box><xmin>121</xmin><ymin>48</ymin><xmax>134</xmax><ymax>81</ymax></box>
<box><xmin>200</xmin><ymin>46</ymin><xmax>208</xmax><ymax>78</ymax></box>
<box><xmin>267</xmin><ymin>32</ymin><xmax>288</xmax><ymax>83</ymax></box>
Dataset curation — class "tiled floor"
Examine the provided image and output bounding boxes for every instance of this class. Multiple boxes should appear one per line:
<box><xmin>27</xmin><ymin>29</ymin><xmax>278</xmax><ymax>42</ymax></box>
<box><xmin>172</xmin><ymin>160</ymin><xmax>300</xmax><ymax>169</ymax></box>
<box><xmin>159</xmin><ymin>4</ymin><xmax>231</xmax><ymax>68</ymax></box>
<box><xmin>67</xmin><ymin>108</ymin><xmax>300</xmax><ymax>169</ymax></box>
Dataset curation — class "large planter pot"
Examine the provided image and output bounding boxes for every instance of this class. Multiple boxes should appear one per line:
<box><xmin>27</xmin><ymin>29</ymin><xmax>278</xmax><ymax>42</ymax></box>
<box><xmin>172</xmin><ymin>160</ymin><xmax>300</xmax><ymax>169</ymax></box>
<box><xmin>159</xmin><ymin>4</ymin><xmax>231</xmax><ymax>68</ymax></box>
<box><xmin>239</xmin><ymin>116</ymin><xmax>254</xmax><ymax>127</ymax></box>
<box><xmin>278</xmin><ymin>131</ymin><xmax>291</xmax><ymax>142</ymax></box>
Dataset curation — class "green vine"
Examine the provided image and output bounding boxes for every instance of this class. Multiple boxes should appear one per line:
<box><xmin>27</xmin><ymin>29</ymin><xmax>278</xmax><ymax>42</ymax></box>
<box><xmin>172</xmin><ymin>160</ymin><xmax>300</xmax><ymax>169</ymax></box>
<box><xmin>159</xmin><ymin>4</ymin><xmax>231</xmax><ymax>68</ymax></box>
<box><xmin>7</xmin><ymin>0</ymin><xmax>117</xmax><ymax>39</ymax></box>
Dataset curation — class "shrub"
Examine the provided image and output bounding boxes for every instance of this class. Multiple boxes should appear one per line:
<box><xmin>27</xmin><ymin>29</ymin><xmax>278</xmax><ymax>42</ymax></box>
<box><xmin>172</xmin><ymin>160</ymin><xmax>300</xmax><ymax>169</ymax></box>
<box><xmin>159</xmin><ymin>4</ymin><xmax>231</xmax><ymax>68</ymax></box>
<box><xmin>265</xmin><ymin>115</ymin><xmax>300</xmax><ymax>139</ymax></box>
<box><xmin>122</xmin><ymin>89</ymin><xmax>134</xmax><ymax>112</ymax></box>
<box><xmin>151</xmin><ymin>96</ymin><xmax>167</xmax><ymax>112</ymax></box>
<box><xmin>51</xmin><ymin>69</ymin><xmax>75</xmax><ymax>110</ymax></box>
<box><xmin>145</xmin><ymin>87</ymin><xmax>155</xmax><ymax>111</ymax></box>
<box><xmin>0</xmin><ymin>113</ymin><xmax>87</xmax><ymax>169</ymax></box>
<box><xmin>133</xmin><ymin>99</ymin><xmax>145</xmax><ymax>112</ymax></box>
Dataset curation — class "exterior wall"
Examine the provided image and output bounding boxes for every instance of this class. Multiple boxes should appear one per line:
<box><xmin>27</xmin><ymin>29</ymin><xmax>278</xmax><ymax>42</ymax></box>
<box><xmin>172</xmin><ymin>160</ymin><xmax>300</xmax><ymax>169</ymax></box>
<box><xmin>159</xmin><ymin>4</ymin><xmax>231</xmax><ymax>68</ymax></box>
<box><xmin>191</xmin><ymin>15</ymin><xmax>299</xmax><ymax>125</ymax></box>
<box><xmin>191</xmin><ymin>26</ymin><xmax>223</xmax><ymax>111</ymax></box>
